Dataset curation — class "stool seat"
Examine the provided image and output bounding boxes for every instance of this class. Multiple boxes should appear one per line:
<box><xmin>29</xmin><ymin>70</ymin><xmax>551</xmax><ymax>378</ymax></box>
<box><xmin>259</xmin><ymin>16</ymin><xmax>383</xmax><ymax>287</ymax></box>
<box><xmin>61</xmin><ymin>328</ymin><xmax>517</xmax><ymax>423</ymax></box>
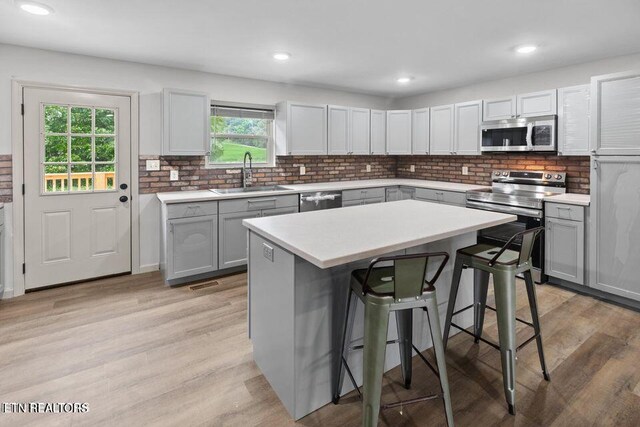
<box><xmin>458</xmin><ymin>243</ymin><xmax>520</xmax><ymax>266</ymax></box>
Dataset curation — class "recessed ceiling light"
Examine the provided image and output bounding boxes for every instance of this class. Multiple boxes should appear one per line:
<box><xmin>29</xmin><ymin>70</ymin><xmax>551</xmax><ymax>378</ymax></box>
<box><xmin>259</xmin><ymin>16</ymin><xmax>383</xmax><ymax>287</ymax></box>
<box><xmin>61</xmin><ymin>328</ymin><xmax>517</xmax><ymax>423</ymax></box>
<box><xmin>17</xmin><ymin>1</ymin><xmax>54</xmax><ymax>15</ymax></box>
<box><xmin>516</xmin><ymin>45</ymin><xmax>537</xmax><ymax>54</ymax></box>
<box><xmin>396</xmin><ymin>76</ymin><xmax>414</xmax><ymax>84</ymax></box>
<box><xmin>273</xmin><ymin>52</ymin><xmax>291</xmax><ymax>61</ymax></box>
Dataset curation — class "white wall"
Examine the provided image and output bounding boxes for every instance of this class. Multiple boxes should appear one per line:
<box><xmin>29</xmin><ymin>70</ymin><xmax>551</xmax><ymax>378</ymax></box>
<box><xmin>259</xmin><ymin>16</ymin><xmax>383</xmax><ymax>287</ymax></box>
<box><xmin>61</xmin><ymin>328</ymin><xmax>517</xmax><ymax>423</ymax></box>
<box><xmin>0</xmin><ymin>43</ymin><xmax>394</xmax><ymax>297</ymax></box>
<box><xmin>393</xmin><ymin>52</ymin><xmax>640</xmax><ymax>109</ymax></box>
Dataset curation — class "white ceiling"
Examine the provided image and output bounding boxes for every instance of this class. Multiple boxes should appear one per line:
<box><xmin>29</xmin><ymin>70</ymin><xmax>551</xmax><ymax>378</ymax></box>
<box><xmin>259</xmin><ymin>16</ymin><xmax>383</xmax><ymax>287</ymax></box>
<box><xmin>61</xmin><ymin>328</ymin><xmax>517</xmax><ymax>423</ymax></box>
<box><xmin>1</xmin><ymin>0</ymin><xmax>640</xmax><ymax>97</ymax></box>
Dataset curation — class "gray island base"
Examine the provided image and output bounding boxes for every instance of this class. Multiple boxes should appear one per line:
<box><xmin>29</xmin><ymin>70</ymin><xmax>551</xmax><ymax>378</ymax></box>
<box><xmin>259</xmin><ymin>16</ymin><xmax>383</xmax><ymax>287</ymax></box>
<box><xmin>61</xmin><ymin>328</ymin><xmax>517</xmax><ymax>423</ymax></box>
<box><xmin>244</xmin><ymin>200</ymin><xmax>515</xmax><ymax>420</ymax></box>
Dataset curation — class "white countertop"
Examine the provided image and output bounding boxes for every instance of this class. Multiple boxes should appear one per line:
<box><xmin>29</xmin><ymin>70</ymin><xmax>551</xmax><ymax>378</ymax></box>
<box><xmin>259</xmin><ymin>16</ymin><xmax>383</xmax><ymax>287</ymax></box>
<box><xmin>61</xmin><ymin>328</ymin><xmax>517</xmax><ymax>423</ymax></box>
<box><xmin>156</xmin><ymin>179</ymin><xmax>490</xmax><ymax>204</ymax></box>
<box><xmin>544</xmin><ymin>193</ymin><xmax>590</xmax><ymax>206</ymax></box>
<box><xmin>243</xmin><ymin>199</ymin><xmax>516</xmax><ymax>269</ymax></box>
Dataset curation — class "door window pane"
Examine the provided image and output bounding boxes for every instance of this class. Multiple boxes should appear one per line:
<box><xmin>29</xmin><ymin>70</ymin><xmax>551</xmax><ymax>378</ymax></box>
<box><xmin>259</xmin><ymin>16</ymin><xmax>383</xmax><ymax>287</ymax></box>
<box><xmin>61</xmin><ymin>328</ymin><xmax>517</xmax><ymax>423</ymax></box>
<box><xmin>70</xmin><ymin>107</ymin><xmax>92</xmax><ymax>134</ymax></box>
<box><xmin>95</xmin><ymin>164</ymin><xmax>116</xmax><ymax>190</ymax></box>
<box><xmin>44</xmin><ymin>105</ymin><xmax>67</xmax><ymax>133</ymax></box>
<box><xmin>70</xmin><ymin>164</ymin><xmax>93</xmax><ymax>192</ymax></box>
<box><xmin>71</xmin><ymin>136</ymin><xmax>92</xmax><ymax>162</ymax></box>
<box><xmin>44</xmin><ymin>164</ymin><xmax>68</xmax><ymax>193</ymax></box>
<box><xmin>95</xmin><ymin>109</ymin><xmax>115</xmax><ymax>134</ymax></box>
<box><xmin>95</xmin><ymin>137</ymin><xmax>115</xmax><ymax>162</ymax></box>
<box><xmin>45</xmin><ymin>135</ymin><xmax>68</xmax><ymax>162</ymax></box>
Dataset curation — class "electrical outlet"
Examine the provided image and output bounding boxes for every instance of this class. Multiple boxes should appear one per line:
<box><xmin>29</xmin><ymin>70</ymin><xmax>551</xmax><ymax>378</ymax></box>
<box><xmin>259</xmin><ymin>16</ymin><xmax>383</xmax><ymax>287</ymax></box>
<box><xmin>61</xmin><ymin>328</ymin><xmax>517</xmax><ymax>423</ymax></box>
<box><xmin>170</xmin><ymin>170</ymin><xmax>179</xmax><ymax>181</ymax></box>
<box><xmin>263</xmin><ymin>243</ymin><xmax>274</xmax><ymax>262</ymax></box>
<box><xmin>146</xmin><ymin>159</ymin><xmax>160</xmax><ymax>171</ymax></box>
<box><xmin>300</xmin><ymin>166</ymin><xmax>306</xmax><ymax>175</ymax></box>
<box><xmin>410</xmin><ymin>165</ymin><xmax>415</xmax><ymax>172</ymax></box>
<box><xmin>462</xmin><ymin>166</ymin><xmax>469</xmax><ymax>175</ymax></box>
<box><xmin>366</xmin><ymin>164</ymin><xmax>371</xmax><ymax>172</ymax></box>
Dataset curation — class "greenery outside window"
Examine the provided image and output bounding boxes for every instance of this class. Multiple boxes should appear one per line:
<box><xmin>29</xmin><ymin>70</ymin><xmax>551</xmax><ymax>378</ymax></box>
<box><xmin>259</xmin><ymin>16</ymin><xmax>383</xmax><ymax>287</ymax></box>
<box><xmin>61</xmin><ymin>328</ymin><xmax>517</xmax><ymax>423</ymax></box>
<box><xmin>207</xmin><ymin>104</ymin><xmax>275</xmax><ymax>168</ymax></box>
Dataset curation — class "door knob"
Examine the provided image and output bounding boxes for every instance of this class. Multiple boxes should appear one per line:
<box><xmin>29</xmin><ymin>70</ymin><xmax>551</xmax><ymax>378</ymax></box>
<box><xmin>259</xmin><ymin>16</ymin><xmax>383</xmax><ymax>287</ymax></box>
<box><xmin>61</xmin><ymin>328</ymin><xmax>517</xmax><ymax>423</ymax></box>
<box><xmin>120</xmin><ymin>183</ymin><xmax>128</xmax><ymax>190</ymax></box>
<box><xmin>119</xmin><ymin>195</ymin><xmax>129</xmax><ymax>203</ymax></box>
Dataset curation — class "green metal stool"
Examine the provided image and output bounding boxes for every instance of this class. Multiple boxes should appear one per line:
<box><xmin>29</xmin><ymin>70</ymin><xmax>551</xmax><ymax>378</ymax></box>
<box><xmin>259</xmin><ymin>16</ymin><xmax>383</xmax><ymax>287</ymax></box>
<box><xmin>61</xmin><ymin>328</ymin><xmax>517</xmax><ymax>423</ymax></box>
<box><xmin>333</xmin><ymin>252</ymin><xmax>454</xmax><ymax>427</ymax></box>
<box><xmin>442</xmin><ymin>226</ymin><xmax>549</xmax><ymax>416</ymax></box>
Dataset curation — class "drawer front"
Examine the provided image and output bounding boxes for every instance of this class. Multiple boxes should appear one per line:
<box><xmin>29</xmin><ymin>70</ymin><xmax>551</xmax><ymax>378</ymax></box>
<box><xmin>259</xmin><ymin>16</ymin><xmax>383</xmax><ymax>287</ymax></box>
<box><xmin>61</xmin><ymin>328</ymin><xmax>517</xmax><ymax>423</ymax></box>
<box><xmin>442</xmin><ymin>191</ymin><xmax>466</xmax><ymax>206</ymax></box>
<box><xmin>414</xmin><ymin>188</ymin><xmax>440</xmax><ymax>202</ymax></box>
<box><xmin>545</xmin><ymin>202</ymin><xmax>584</xmax><ymax>221</ymax></box>
<box><xmin>219</xmin><ymin>194</ymin><xmax>299</xmax><ymax>214</ymax></box>
<box><xmin>342</xmin><ymin>187</ymin><xmax>386</xmax><ymax>201</ymax></box>
<box><xmin>166</xmin><ymin>201</ymin><xmax>218</xmax><ymax>219</ymax></box>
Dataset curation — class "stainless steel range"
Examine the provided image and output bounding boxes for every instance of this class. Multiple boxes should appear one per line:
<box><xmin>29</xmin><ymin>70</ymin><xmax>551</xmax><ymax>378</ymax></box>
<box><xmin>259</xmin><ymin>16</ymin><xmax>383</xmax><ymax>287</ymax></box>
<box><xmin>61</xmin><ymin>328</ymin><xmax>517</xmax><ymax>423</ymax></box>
<box><xmin>466</xmin><ymin>170</ymin><xmax>567</xmax><ymax>283</ymax></box>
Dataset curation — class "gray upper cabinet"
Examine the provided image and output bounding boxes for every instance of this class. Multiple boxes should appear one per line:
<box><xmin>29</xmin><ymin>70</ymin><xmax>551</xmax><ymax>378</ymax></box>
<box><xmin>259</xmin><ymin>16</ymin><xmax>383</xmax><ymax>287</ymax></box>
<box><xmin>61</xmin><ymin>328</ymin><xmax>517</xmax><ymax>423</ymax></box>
<box><xmin>454</xmin><ymin>100</ymin><xmax>481</xmax><ymax>155</ymax></box>
<box><xmin>162</xmin><ymin>89</ymin><xmax>210</xmax><ymax>156</ymax></box>
<box><xmin>167</xmin><ymin>215</ymin><xmax>218</xmax><ymax>280</ymax></box>
<box><xmin>328</xmin><ymin>105</ymin><xmax>349</xmax><ymax>155</ymax></box>
<box><xmin>545</xmin><ymin>203</ymin><xmax>585</xmax><ymax>285</ymax></box>
<box><xmin>350</xmin><ymin>107</ymin><xmax>371</xmax><ymax>154</ymax></box>
<box><xmin>430</xmin><ymin>105</ymin><xmax>455</xmax><ymax>155</ymax></box>
<box><xmin>276</xmin><ymin>101</ymin><xmax>327</xmax><ymax>155</ymax></box>
<box><xmin>591</xmin><ymin>70</ymin><xmax>640</xmax><ymax>155</ymax></box>
<box><xmin>516</xmin><ymin>89</ymin><xmax>557</xmax><ymax>117</ymax></box>
<box><xmin>558</xmin><ymin>84</ymin><xmax>591</xmax><ymax>156</ymax></box>
<box><xmin>483</xmin><ymin>96</ymin><xmax>516</xmax><ymax>121</ymax></box>
<box><xmin>370</xmin><ymin>110</ymin><xmax>386</xmax><ymax>155</ymax></box>
<box><xmin>386</xmin><ymin>110</ymin><xmax>412</xmax><ymax>154</ymax></box>
<box><xmin>590</xmin><ymin>156</ymin><xmax>640</xmax><ymax>301</ymax></box>
<box><xmin>411</xmin><ymin>108</ymin><xmax>430</xmax><ymax>154</ymax></box>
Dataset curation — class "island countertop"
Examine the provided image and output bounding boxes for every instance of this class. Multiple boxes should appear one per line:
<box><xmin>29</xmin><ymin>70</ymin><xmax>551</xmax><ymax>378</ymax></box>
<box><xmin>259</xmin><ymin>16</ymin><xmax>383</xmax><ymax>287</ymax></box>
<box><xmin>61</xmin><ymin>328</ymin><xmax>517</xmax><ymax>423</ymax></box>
<box><xmin>243</xmin><ymin>200</ymin><xmax>516</xmax><ymax>269</ymax></box>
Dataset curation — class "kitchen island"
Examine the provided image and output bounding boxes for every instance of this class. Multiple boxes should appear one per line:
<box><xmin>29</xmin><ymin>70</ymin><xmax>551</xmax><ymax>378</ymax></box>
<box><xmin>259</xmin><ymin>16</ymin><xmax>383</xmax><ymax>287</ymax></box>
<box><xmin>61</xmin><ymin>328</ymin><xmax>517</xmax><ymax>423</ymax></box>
<box><xmin>243</xmin><ymin>200</ymin><xmax>515</xmax><ymax>420</ymax></box>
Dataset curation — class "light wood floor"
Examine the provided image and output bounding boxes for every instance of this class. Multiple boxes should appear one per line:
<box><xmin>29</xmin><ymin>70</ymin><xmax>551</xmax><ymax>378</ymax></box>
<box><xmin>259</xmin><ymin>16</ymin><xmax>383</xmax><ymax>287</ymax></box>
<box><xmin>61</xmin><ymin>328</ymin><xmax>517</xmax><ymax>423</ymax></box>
<box><xmin>1</xmin><ymin>272</ymin><xmax>639</xmax><ymax>426</ymax></box>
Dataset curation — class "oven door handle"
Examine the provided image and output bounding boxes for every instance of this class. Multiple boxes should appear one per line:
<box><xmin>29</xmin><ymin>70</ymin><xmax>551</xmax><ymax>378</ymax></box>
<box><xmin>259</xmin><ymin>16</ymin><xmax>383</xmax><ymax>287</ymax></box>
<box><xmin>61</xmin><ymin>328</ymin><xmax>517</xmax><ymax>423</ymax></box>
<box><xmin>466</xmin><ymin>200</ymin><xmax>542</xmax><ymax>219</ymax></box>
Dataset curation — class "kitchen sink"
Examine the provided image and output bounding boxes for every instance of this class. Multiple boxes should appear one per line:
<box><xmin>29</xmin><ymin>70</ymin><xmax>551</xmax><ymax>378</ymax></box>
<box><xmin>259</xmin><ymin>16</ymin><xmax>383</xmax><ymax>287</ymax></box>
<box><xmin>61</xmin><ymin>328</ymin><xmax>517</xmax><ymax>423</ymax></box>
<box><xmin>211</xmin><ymin>185</ymin><xmax>289</xmax><ymax>194</ymax></box>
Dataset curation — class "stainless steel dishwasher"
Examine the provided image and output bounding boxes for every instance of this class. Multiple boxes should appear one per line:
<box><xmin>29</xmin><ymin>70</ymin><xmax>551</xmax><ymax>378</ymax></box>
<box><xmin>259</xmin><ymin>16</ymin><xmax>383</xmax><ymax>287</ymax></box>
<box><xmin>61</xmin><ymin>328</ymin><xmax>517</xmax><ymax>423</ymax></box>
<box><xmin>299</xmin><ymin>191</ymin><xmax>342</xmax><ymax>212</ymax></box>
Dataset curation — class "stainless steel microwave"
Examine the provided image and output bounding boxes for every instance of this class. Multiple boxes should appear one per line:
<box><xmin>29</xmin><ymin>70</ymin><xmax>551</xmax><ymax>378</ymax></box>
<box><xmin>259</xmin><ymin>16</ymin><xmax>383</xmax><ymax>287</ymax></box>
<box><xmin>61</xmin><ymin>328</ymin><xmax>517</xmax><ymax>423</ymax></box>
<box><xmin>481</xmin><ymin>115</ymin><xmax>556</xmax><ymax>152</ymax></box>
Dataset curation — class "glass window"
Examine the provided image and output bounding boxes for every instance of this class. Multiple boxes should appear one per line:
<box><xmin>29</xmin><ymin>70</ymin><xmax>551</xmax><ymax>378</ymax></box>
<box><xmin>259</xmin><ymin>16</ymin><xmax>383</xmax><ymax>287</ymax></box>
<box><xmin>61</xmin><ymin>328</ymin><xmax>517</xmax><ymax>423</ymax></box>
<box><xmin>206</xmin><ymin>105</ymin><xmax>275</xmax><ymax>167</ymax></box>
<box><xmin>42</xmin><ymin>104</ymin><xmax>117</xmax><ymax>194</ymax></box>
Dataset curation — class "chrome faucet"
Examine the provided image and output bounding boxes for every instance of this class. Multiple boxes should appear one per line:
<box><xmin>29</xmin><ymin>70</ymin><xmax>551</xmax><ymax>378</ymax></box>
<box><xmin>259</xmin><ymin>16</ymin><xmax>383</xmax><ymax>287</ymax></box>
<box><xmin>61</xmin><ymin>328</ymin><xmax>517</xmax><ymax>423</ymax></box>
<box><xmin>242</xmin><ymin>151</ymin><xmax>253</xmax><ymax>188</ymax></box>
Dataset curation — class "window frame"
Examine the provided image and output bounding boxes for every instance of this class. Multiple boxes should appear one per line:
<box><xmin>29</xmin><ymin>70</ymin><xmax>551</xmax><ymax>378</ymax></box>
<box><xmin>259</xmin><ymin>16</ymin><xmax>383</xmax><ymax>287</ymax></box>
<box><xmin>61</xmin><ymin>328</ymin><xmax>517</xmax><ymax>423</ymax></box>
<box><xmin>205</xmin><ymin>103</ymin><xmax>276</xmax><ymax>169</ymax></box>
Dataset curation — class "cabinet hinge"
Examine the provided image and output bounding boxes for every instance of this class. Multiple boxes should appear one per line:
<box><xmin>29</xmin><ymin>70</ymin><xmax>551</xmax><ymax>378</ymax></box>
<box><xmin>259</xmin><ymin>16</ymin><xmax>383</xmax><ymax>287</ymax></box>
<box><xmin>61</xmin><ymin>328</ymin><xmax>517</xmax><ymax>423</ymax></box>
<box><xmin>22</xmin><ymin>263</ymin><xmax>26</xmax><ymax>274</ymax></box>
<box><xmin>21</xmin><ymin>104</ymin><xmax>24</xmax><ymax>116</ymax></box>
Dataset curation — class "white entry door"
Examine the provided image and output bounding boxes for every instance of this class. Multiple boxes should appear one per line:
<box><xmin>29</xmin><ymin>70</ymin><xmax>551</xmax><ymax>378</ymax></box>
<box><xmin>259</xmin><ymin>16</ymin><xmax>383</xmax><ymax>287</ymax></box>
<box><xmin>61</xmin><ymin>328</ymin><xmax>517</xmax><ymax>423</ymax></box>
<box><xmin>23</xmin><ymin>87</ymin><xmax>132</xmax><ymax>289</ymax></box>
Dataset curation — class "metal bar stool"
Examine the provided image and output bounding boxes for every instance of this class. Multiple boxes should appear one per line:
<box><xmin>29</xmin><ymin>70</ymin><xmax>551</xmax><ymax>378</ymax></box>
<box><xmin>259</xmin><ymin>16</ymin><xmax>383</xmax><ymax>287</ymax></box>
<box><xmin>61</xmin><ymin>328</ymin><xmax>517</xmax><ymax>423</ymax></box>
<box><xmin>333</xmin><ymin>252</ymin><xmax>454</xmax><ymax>427</ymax></box>
<box><xmin>442</xmin><ymin>226</ymin><xmax>549</xmax><ymax>415</ymax></box>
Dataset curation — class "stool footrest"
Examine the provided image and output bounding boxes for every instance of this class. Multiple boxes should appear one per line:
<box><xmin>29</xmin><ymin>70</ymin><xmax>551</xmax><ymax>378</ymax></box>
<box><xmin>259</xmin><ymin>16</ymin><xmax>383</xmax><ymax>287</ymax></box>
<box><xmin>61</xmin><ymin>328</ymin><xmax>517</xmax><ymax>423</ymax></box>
<box><xmin>450</xmin><ymin>322</ymin><xmax>541</xmax><ymax>353</ymax></box>
<box><xmin>350</xmin><ymin>339</ymin><xmax>399</xmax><ymax>351</ymax></box>
<box><xmin>381</xmin><ymin>394</ymin><xmax>441</xmax><ymax>410</ymax></box>
<box><xmin>484</xmin><ymin>305</ymin><xmax>534</xmax><ymax>328</ymax></box>
<box><xmin>411</xmin><ymin>344</ymin><xmax>440</xmax><ymax>378</ymax></box>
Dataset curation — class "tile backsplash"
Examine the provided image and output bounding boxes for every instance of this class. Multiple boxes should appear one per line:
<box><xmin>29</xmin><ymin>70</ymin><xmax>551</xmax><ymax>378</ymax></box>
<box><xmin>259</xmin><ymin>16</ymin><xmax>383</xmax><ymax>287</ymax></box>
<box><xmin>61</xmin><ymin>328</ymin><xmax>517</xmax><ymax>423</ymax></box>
<box><xmin>139</xmin><ymin>153</ymin><xmax>590</xmax><ymax>195</ymax></box>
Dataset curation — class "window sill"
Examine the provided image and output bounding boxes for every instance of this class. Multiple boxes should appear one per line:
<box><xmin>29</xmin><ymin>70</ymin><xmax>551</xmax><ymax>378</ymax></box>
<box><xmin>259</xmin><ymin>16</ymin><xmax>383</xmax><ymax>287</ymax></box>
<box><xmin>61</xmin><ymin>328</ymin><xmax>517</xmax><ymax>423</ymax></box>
<box><xmin>205</xmin><ymin>162</ymin><xmax>276</xmax><ymax>169</ymax></box>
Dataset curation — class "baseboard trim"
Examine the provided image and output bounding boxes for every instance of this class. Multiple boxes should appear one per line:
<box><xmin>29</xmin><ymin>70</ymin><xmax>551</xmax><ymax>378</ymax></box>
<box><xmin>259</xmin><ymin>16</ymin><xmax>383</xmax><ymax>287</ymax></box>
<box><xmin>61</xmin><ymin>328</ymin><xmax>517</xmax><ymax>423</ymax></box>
<box><xmin>548</xmin><ymin>277</ymin><xmax>640</xmax><ymax>312</ymax></box>
<box><xmin>138</xmin><ymin>263</ymin><xmax>160</xmax><ymax>274</ymax></box>
<box><xmin>0</xmin><ymin>289</ymin><xmax>14</xmax><ymax>300</ymax></box>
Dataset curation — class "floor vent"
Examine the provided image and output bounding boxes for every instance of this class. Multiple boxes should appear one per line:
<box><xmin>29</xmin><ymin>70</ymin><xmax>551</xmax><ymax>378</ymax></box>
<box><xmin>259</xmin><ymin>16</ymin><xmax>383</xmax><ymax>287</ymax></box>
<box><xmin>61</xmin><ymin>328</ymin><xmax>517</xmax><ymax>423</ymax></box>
<box><xmin>190</xmin><ymin>281</ymin><xmax>219</xmax><ymax>291</ymax></box>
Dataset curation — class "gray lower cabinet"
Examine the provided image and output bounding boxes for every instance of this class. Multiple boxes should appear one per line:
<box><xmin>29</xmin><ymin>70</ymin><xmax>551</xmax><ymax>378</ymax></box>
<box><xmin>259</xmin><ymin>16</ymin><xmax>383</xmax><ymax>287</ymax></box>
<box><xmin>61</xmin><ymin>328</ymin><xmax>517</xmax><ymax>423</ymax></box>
<box><xmin>414</xmin><ymin>188</ymin><xmax>466</xmax><ymax>207</ymax></box>
<box><xmin>0</xmin><ymin>207</ymin><xmax>4</xmax><ymax>295</ymax></box>
<box><xmin>342</xmin><ymin>187</ymin><xmax>386</xmax><ymax>207</ymax></box>
<box><xmin>545</xmin><ymin>213</ymin><xmax>585</xmax><ymax>285</ymax></box>
<box><xmin>386</xmin><ymin>186</ymin><xmax>416</xmax><ymax>202</ymax></box>
<box><xmin>342</xmin><ymin>199</ymin><xmax>364</xmax><ymax>207</ymax></box>
<box><xmin>589</xmin><ymin>157</ymin><xmax>640</xmax><ymax>301</ymax></box>
<box><xmin>219</xmin><ymin>195</ymin><xmax>299</xmax><ymax>269</ymax></box>
<box><xmin>399</xmin><ymin>187</ymin><xmax>416</xmax><ymax>200</ymax></box>
<box><xmin>166</xmin><ymin>215</ymin><xmax>218</xmax><ymax>280</ymax></box>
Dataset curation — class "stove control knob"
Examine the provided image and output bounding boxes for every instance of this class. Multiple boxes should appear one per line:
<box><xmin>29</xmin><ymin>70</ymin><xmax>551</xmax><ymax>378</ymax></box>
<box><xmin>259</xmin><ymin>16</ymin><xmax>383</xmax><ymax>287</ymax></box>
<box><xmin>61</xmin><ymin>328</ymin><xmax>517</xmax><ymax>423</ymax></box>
<box><xmin>502</xmin><ymin>171</ymin><xmax>508</xmax><ymax>176</ymax></box>
<box><xmin>555</xmin><ymin>174</ymin><xmax>563</xmax><ymax>180</ymax></box>
<box><xmin>494</xmin><ymin>171</ymin><xmax>501</xmax><ymax>176</ymax></box>
<box><xmin>545</xmin><ymin>174</ymin><xmax>552</xmax><ymax>179</ymax></box>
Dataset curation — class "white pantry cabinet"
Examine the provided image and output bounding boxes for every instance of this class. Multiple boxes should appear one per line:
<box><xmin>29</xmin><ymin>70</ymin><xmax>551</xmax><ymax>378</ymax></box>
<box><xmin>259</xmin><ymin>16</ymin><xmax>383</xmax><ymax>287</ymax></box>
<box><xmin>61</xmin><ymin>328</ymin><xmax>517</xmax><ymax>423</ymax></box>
<box><xmin>429</xmin><ymin>105</ymin><xmax>455</xmax><ymax>155</ymax></box>
<box><xmin>162</xmin><ymin>89</ymin><xmax>210</xmax><ymax>156</ymax></box>
<box><xmin>386</xmin><ymin>110</ymin><xmax>412</xmax><ymax>154</ymax></box>
<box><xmin>370</xmin><ymin>110</ymin><xmax>386</xmax><ymax>155</ymax></box>
<box><xmin>276</xmin><ymin>101</ymin><xmax>327</xmax><ymax>155</ymax></box>
<box><xmin>411</xmin><ymin>108</ymin><xmax>430</xmax><ymax>154</ymax></box>
<box><xmin>591</xmin><ymin>70</ymin><xmax>640</xmax><ymax>155</ymax></box>
<box><xmin>557</xmin><ymin>85</ymin><xmax>590</xmax><ymax>156</ymax></box>
<box><xmin>454</xmin><ymin>100</ymin><xmax>481</xmax><ymax>155</ymax></box>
